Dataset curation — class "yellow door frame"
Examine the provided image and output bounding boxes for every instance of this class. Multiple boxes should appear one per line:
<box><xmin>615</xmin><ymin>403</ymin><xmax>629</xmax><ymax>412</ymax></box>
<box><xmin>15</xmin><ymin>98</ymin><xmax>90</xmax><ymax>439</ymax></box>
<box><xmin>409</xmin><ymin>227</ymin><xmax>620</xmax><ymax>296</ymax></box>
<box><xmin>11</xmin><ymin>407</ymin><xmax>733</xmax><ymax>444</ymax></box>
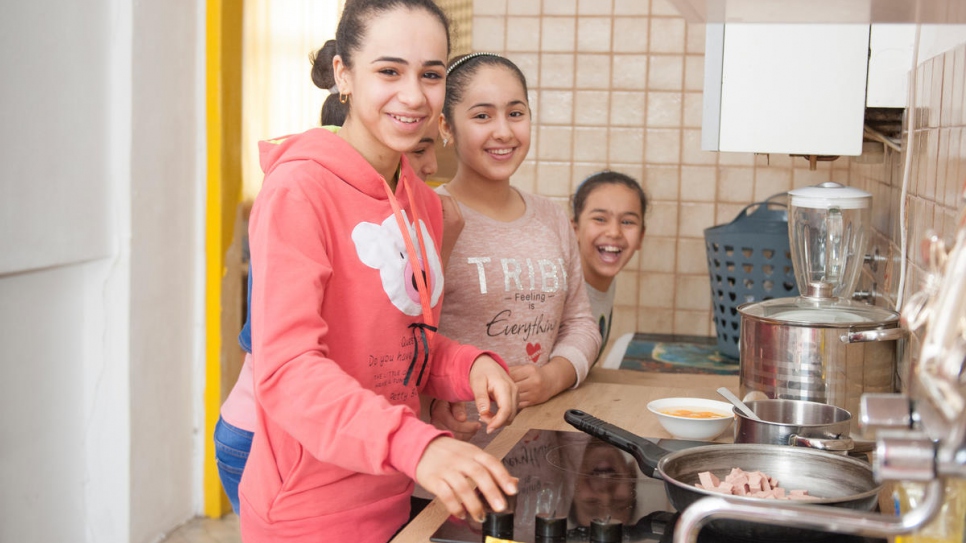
<box><xmin>204</xmin><ymin>0</ymin><xmax>244</xmax><ymax>518</ymax></box>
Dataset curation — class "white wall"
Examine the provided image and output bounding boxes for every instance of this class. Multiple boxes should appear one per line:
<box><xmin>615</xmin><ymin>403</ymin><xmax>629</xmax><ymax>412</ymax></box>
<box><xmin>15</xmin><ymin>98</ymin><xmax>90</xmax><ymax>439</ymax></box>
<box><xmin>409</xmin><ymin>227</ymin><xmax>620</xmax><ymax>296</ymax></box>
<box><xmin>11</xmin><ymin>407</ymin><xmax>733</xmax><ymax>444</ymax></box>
<box><xmin>0</xmin><ymin>1</ymin><xmax>203</xmax><ymax>542</ymax></box>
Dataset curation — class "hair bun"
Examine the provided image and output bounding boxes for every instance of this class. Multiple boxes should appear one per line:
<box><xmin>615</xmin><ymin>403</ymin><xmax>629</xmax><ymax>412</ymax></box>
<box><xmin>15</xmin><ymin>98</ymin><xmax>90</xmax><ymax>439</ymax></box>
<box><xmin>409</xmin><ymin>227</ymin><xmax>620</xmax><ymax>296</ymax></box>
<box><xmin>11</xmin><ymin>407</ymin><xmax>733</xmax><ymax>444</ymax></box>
<box><xmin>310</xmin><ymin>39</ymin><xmax>338</xmax><ymax>90</ymax></box>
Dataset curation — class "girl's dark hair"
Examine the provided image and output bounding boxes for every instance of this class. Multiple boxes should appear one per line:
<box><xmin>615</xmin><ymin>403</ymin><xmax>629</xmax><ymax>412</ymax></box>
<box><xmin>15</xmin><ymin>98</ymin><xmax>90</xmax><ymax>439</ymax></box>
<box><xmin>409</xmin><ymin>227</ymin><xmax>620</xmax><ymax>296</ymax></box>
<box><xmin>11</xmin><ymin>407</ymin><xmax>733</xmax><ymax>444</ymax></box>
<box><xmin>309</xmin><ymin>40</ymin><xmax>347</xmax><ymax>126</ymax></box>
<box><xmin>571</xmin><ymin>170</ymin><xmax>649</xmax><ymax>225</ymax></box>
<box><xmin>443</xmin><ymin>53</ymin><xmax>529</xmax><ymax>124</ymax></box>
<box><xmin>336</xmin><ymin>0</ymin><xmax>451</xmax><ymax>71</ymax></box>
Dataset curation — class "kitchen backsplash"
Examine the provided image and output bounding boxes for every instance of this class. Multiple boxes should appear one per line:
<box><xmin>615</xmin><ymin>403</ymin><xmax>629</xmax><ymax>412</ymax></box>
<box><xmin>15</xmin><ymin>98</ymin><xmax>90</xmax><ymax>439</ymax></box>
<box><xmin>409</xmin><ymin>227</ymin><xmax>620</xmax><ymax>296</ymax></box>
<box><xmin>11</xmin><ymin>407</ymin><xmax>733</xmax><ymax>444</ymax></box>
<box><xmin>458</xmin><ymin>0</ymin><xmax>964</xmax><ymax>357</ymax></box>
<box><xmin>464</xmin><ymin>0</ymin><xmax>859</xmax><ymax>354</ymax></box>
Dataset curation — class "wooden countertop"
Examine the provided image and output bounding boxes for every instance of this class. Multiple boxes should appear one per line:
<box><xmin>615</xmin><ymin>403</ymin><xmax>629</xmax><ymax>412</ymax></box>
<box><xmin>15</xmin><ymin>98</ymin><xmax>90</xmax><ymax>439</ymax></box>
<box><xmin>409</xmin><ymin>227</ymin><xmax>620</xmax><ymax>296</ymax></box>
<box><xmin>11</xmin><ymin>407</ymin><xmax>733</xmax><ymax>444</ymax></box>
<box><xmin>390</xmin><ymin>368</ymin><xmax>740</xmax><ymax>543</ymax></box>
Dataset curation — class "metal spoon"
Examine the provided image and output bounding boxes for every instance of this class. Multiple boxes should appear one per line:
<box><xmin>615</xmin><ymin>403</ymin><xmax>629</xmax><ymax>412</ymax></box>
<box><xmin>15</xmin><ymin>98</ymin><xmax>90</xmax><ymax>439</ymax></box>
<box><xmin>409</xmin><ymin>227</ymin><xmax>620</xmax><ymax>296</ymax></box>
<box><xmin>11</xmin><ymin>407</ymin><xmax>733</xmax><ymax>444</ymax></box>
<box><xmin>717</xmin><ymin>387</ymin><xmax>762</xmax><ymax>421</ymax></box>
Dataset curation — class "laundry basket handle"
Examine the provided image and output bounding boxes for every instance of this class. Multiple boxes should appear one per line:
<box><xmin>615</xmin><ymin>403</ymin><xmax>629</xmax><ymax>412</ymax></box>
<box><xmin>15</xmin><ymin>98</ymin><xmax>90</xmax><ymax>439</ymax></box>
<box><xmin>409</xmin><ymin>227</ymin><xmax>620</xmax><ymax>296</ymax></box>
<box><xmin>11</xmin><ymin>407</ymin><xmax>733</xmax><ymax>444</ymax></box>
<box><xmin>731</xmin><ymin>192</ymin><xmax>788</xmax><ymax>223</ymax></box>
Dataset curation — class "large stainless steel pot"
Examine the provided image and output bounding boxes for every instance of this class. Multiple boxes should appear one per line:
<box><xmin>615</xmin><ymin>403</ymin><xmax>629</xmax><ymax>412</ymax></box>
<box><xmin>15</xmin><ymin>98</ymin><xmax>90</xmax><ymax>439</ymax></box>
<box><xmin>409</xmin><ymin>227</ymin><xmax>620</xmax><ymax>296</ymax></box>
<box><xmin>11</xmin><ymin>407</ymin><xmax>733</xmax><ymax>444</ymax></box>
<box><xmin>565</xmin><ymin>409</ymin><xmax>881</xmax><ymax>542</ymax></box>
<box><xmin>738</xmin><ymin>295</ymin><xmax>903</xmax><ymax>434</ymax></box>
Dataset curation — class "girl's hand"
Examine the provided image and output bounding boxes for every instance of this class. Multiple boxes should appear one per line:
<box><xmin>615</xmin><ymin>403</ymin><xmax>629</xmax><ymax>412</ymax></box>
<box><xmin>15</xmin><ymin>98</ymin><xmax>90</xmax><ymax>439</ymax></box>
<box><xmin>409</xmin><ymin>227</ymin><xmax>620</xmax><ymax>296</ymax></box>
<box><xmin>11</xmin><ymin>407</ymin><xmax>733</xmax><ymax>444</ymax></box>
<box><xmin>430</xmin><ymin>399</ymin><xmax>481</xmax><ymax>441</ymax></box>
<box><xmin>508</xmin><ymin>357</ymin><xmax>577</xmax><ymax>408</ymax></box>
<box><xmin>415</xmin><ymin>436</ymin><xmax>518</xmax><ymax>523</ymax></box>
<box><xmin>468</xmin><ymin>355</ymin><xmax>518</xmax><ymax>433</ymax></box>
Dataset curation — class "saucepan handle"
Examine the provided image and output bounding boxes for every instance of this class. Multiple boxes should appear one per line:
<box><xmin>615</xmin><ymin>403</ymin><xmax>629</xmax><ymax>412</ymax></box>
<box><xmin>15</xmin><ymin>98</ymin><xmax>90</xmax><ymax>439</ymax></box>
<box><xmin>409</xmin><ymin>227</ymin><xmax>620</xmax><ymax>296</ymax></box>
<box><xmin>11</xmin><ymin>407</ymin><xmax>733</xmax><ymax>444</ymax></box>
<box><xmin>564</xmin><ymin>409</ymin><xmax>667</xmax><ymax>479</ymax></box>
<box><xmin>788</xmin><ymin>434</ymin><xmax>854</xmax><ymax>452</ymax></box>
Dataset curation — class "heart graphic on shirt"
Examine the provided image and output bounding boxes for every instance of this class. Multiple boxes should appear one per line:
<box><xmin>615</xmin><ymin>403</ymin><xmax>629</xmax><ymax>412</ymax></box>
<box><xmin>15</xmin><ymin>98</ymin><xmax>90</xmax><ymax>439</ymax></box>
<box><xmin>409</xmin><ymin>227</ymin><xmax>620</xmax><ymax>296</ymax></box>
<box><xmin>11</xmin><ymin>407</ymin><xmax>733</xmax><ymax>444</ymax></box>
<box><xmin>525</xmin><ymin>342</ymin><xmax>542</xmax><ymax>363</ymax></box>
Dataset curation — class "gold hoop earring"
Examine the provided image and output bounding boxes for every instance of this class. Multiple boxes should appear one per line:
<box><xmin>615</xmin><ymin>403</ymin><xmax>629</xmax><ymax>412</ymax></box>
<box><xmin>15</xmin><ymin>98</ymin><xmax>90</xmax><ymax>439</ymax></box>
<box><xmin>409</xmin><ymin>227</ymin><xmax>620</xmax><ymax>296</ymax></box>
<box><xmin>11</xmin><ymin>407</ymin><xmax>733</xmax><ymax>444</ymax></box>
<box><xmin>339</xmin><ymin>93</ymin><xmax>349</xmax><ymax>104</ymax></box>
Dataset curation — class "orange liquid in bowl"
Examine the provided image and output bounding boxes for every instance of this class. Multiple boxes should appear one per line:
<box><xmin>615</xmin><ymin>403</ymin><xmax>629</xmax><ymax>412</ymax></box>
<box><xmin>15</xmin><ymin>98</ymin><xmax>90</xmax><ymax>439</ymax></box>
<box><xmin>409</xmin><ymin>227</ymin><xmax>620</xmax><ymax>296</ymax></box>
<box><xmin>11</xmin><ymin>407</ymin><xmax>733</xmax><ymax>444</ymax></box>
<box><xmin>660</xmin><ymin>408</ymin><xmax>730</xmax><ymax>419</ymax></box>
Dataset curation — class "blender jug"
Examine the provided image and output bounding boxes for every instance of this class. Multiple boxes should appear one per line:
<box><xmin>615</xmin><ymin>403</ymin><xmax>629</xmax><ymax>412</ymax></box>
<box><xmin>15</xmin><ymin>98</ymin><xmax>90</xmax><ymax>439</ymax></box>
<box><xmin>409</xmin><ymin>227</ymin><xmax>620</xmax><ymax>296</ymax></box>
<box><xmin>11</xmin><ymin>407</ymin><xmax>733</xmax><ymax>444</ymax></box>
<box><xmin>787</xmin><ymin>182</ymin><xmax>871</xmax><ymax>299</ymax></box>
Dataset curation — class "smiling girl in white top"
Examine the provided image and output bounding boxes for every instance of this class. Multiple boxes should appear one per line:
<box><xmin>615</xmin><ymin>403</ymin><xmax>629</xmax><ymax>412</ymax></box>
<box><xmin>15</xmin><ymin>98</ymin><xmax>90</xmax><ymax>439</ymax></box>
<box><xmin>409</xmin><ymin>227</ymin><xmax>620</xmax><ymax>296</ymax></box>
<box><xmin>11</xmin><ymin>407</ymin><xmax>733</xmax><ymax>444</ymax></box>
<box><xmin>431</xmin><ymin>53</ymin><xmax>601</xmax><ymax>445</ymax></box>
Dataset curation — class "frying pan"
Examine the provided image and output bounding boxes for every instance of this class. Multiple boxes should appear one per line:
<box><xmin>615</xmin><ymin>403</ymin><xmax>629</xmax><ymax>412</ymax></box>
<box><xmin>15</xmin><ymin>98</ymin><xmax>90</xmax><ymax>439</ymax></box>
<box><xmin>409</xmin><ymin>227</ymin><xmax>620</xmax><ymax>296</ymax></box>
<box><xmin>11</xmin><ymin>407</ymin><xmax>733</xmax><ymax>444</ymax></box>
<box><xmin>565</xmin><ymin>409</ymin><xmax>881</xmax><ymax>541</ymax></box>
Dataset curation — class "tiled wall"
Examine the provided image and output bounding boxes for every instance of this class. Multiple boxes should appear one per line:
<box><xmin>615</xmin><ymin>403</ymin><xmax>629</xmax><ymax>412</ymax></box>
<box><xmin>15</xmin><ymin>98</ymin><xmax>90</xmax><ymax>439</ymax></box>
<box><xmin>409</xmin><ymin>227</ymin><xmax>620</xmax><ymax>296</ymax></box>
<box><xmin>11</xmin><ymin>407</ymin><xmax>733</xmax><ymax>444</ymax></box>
<box><xmin>849</xmin><ymin>44</ymin><xmax>966</xmax><ymax>316</ymax></box>
<box><xmin>467</xmin><ymin>0</ymin><xmax>853</xmax><ymax>355</ymax></box>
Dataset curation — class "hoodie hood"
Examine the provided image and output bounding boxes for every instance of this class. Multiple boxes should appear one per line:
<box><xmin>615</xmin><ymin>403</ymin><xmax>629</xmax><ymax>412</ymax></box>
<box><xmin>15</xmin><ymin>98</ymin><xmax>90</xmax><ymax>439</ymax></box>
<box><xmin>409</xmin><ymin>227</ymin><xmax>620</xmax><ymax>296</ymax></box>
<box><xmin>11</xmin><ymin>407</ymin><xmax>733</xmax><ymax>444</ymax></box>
<box><xmin>259</xmin><ymin>128</ymin><xmax>405</xmax><ymax>201</ymax></box>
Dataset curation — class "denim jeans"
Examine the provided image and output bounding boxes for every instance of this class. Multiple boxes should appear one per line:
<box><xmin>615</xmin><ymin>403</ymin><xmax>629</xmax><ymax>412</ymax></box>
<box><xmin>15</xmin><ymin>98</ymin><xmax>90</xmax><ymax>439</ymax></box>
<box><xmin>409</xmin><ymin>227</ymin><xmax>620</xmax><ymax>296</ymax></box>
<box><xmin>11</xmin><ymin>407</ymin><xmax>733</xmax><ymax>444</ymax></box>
<box><xmin>213</xmin><ymin>416</ymin><xmax>254</xmax><ymax>514</ymax></box>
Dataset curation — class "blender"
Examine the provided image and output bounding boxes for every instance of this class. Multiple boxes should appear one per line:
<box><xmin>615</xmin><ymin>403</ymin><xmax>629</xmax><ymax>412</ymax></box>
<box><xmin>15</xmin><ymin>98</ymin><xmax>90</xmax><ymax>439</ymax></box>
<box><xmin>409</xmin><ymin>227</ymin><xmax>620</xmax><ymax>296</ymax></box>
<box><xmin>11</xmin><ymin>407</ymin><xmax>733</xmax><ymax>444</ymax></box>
<box><xmin>737</xmin><ymin>182</ymin><xmax>904</xmax><ymax>433</ymax></box>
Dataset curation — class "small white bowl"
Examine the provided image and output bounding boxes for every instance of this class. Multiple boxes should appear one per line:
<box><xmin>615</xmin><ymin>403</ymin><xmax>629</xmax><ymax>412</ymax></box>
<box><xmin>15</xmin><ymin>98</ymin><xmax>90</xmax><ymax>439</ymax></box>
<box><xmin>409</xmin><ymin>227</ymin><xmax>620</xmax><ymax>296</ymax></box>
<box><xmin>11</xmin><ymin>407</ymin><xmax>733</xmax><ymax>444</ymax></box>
<box><xmin>647</xmin><ymin>397</ymin><xmax>735</xmax><ymax>441</ymax></box>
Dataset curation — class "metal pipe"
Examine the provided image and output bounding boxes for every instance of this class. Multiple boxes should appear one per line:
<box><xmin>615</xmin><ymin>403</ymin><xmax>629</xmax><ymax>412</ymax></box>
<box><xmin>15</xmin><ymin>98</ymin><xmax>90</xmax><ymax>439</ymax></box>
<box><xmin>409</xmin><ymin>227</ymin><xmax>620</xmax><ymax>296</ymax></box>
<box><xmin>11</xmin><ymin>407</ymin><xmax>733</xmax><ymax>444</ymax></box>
<box><xmin>673</xmin><ymin>479</ymin><xmax>945</xmax><ymax>543</ymax></box>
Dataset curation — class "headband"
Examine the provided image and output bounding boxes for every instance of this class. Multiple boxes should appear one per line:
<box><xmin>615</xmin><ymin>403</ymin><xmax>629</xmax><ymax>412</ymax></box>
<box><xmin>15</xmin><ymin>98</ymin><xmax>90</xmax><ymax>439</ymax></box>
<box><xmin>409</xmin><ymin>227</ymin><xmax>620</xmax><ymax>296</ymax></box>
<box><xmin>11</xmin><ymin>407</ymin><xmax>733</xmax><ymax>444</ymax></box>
<box><xmin>446</xmin><ymin>51</ymin><xmax>502</xmax><ymax>76</ymax></box>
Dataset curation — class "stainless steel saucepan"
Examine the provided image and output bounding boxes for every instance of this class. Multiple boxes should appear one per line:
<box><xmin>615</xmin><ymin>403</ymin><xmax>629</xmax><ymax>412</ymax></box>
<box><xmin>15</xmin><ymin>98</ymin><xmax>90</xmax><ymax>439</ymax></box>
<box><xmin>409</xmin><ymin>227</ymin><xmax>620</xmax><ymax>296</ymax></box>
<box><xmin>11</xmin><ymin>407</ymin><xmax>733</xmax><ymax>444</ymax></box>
<box><xmin>564</xmin><ymin>409</ymin><xmax>881</xmax><ymax>541</ymax></box>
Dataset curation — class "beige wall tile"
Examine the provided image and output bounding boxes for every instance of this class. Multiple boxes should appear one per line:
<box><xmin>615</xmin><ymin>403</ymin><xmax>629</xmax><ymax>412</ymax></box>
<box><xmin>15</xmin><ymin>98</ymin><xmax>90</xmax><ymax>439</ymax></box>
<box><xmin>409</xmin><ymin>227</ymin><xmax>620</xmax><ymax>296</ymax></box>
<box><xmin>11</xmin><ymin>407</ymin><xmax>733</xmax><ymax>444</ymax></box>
<box><xmin>645</xmin><ymin>128</ymin><xmax>681</xmax><ymax>164</ymax></box>
<box><xmin>609</xmin><ymin>305</ymin><xmax>640</xmax><ymax>342</ymax></box>
<box><xmin>575</xmin><ymin>54</ymin><xmax>612</xmax><ymax>90</ymax></box>
<box><xmin>608</xmin><ymin>164</ymin><xmax>646</xmax><ymax>187</ymax></box>
<box><xmin>611</xmin><ymin>54</ymin><xmax>649</xmax><ymax>90</ymax></box>
<box><xmin>615</xmin><ymin>269</ymin><xmax>639</xmax><ymax>303</ymax></box>
<box><xmin>648</xmin><ymin>201</ymin><xmax>680</xmax><ymax>237</ymax></box>
<box><xmin>681</xmin><ymin>128</ymin><xmax>717</xmax><ymax>165</ymax></box>
<box><xmin>508</xmin><ymin>0</ymin><xmax>541</xmax><ymax>15</ymax></box>
<box><xmin>639</xmin><ymin>272</ymin><xmax>675</xmax><ymax>308</ymax></box>
<box><xmin>574</xmin><ymin>90</ymin><xmax>611</xmax><ymax>125</ymax></box>
<box><xmin>474</xmin><ymin>0</ymin><xmax>507</xmax><ymax>15</ymax></box>
<box><xmin>577</xmin><ymin>17</ymin><xmax>613</xmax><ymax>52</ymax></box>
<box><xmin>541</xmin><ymin>17</ymin><xmax>576</xmax><ymax>52</ymax></box>
<box><xmin>644</xmin><ymin>165</ymin><xmax>681</xmax><ymax>201</ymax></box>
<box><xmin>472</xmin><ymin>17</ymin><xmax>507</xmax><ymax>51</ymax></box>
<box><xmin>792</xmin><ymin>166</ymin><xmax>834</xmax><ymax>188</ymax></box>
<box><xmin>641</xmin><ymin>237</ymin><xmax>677</xmax><ymax>273</ymax></box>
<box><xmin>674</xmin><ymin>310</ymin><xmax>713</xmax><ymax>336</ymax></box>
<box><xmin>685</xmin><ymin>22</ymin><xmax>705</xmax><ymax>54</ymax></box>
<box><xmin>573</xmin><ymin>163</ymin><xmax>612</xmax><ymax>192</ymax></box>
<box><xmin>682</xmin><ymin>92</ymin><xmax>703</xmax><ymax>128</ymax></box>
<box><xmin>544</xmin><ymin>0</ymin><xmax>577</xmax><ymax>15</ymax></box>
<box><xmin>717</xmin><ymin>166</ymin><xmax>754</xmax><ymax>203</ymax></box>
<box><xmin>614</xmin><ymin>0</ymin><xmax>650</xmax><ymax>15</ymax></box>
<box><xmin>651</xmin><ymin>0</ymin><xmax>683</xmax><ymax>16</ymax></box>
<box><xmin>539</xmin><ymin>54</ymin><xmax>575</xmax><ymax>88</ymax></box>
<box><xmin>538</xmin><ymin>90</ymin><xmax>574</xmax><ymax>124</ymax></box>
<box><xmin>717</xmin><ymin>152</ymin><xmax>754</xmax><ymax>166</ymax></box>
<box><xmin>680</xmin><ymin>165</ymin><xmax>716</xmax><ymax>202</ymax></box>
<box><xmin>608</xmin><ymin>126</ymin><xmax>645</xmax><ymax>163</ymax></box>
<box><xmin>610</xmin><ymin>91</ymin><xmax>646</xmax><ymax>126</ymax></box>
<box><xmin>509</xmin><ymin>52</ymin><xmax>541</xmax><ymax>88</ymax></box>
<box><xmin>573</xmin><ymin>127</ymin><xmax>609</xmax><ymax>162</ymax></box>
<box><xmin>578</xmin><ymin>0</ymin><xmax>614</xmax><ymax>15</ymax></box>
<box><xmin>754</xmin><ymin>166</ymin><xmax>792</xmax><ymax>200</ymax></box>
<box><xmin>537</xmin><ymin>125</ymin><xmax>574</xmax><ymax>161</ymax></box>
<box><xmin>613</xmin><ymin>18</ymin><xmax>649</xmax><ymax>53</ymax></box>
<box><xmin>677</xmin><ymin>238</ymin><xmax>708</xmax><ymax>274</ymax></box>
<box><xmin>646</xmin><ymin>91</ymin><xmax>682</xmax><ymax>128</ymax></box>
<box><xmin>506</xmin><ymin>17</ymin><xmax>541</xmax><ymax>51</ymax></box>
<box><xmin>648</xmin><ymin>55</ymin><xmax>684</xmax><ymax>90</ymax></box>
<box><xmin>676</xmin><ymin>274</ymin><xmax>712</xmax><ymax>310</ymax></box>
<box><xmin>649</xmin><ymin>18</ymin><xmax>686</xmax><ymax>54</ymax></box>
<box><xmin>536</xmin><ymin>161</ymin><xmax>573</xmax><ymax>197</ymax></box>
<box><xmin>684</xmin><ymin>55</ymin><xmax>704</xmax><ymax>91</ymax></box>
<box><xmin>511</xmin><ymin>160</ymin><xmax>538</xmax><ymax>193</ymax></box>
<box><xmin>679</xmin><ymin>202</ymin><xmax>716</xmax><ymax>238</ymax></box>
<box><xmin>638</xmin><ymin>308</ymin><xmax>674</xmax><ymax>334</ymax></box>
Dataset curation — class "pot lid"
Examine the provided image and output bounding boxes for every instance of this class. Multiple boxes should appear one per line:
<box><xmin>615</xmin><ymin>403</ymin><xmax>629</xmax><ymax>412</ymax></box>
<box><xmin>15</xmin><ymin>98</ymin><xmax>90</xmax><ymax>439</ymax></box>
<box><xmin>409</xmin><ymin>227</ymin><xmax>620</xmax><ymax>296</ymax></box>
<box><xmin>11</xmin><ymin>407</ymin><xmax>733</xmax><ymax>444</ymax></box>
<box><xmin>739</xmin><ymin>296</ymin><xmax>899</xmax><ymax>326</ymax></box>
<box><xmin>789</xmin><ymin>182</ymin><xmax>871</xmax><ymax>210</ymax></box>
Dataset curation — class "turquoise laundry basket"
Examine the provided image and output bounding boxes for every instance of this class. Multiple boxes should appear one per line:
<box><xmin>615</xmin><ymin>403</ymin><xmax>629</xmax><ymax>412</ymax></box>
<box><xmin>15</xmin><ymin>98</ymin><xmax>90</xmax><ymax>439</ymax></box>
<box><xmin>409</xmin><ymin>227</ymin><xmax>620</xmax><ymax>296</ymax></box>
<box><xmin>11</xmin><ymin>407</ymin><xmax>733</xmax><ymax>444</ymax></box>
<box><xmin>704</xmin><ymin>199</ymin><xmax>798</xmax><ymax>359</ymax></box>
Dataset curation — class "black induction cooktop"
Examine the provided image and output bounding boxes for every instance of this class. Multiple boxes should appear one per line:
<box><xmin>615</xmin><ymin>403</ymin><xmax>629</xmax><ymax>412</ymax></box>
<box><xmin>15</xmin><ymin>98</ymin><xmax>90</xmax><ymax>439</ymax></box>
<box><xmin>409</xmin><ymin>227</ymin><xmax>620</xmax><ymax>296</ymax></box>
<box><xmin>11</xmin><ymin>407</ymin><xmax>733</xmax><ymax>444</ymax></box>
<box><xmin>429</xmin><ymin>429</ymin><xmax>886</xmax><ymax>543</ymax></box>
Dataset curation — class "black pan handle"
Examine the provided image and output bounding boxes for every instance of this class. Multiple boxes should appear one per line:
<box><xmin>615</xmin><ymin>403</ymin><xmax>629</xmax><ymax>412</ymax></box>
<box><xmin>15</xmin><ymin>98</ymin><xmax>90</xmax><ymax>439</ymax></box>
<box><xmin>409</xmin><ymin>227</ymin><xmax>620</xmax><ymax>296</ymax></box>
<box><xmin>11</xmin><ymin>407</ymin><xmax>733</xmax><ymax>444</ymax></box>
<box><xmin>564</xmin><ymin>409</ymin><xmax>669</xmax><ymax>479</ymax></box>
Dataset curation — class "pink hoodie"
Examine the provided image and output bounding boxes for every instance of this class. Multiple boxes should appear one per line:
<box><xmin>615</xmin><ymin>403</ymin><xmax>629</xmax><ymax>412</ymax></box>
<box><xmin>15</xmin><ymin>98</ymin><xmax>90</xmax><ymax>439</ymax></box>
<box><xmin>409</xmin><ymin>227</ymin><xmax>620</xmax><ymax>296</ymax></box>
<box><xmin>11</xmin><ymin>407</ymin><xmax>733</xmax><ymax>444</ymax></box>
<box><xmin>239</xmin><ymin>128</ymin><xmax>505</xmax><ymax>542</ymax></box>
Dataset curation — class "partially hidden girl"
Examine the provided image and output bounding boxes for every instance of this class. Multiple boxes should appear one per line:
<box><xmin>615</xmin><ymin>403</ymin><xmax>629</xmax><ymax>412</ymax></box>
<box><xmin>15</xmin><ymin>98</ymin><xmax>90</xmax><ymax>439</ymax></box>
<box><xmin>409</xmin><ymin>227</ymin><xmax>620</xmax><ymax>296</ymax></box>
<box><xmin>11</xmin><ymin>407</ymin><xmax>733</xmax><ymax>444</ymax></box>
<box><xmin>571</xmin><ymin>170</ymin><xmax>648</xmax><ymax>360</ymax></box>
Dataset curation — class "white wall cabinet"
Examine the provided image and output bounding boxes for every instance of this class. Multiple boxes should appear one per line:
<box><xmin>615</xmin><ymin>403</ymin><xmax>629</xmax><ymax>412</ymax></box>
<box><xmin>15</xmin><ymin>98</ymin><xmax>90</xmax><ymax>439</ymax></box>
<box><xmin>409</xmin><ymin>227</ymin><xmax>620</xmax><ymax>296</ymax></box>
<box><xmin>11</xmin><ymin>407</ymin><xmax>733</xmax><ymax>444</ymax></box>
<box><xmin>702</xmin><ymin>23</ymin><xmax>872</xmax><ymax>156</ymax></box>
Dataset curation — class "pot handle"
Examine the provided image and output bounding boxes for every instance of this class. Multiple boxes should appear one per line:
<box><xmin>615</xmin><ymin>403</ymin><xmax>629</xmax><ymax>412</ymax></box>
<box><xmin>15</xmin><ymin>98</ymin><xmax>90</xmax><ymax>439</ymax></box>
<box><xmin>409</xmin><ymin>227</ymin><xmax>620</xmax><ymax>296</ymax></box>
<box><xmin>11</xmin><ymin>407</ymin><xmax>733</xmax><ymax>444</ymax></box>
<box><xmin>564</xmin><ymin>409</ymin><xmax>667</xmax><ymax>479</ymax></box>
<box><xmin>842</xmin><ymin>327</ymin><xmax>907</xmax><ymax>343</ymax></box>
<box><xmin>788</xmin><ymin>434</ymin><xmax>854</xmax><ymax>452</ymax></box>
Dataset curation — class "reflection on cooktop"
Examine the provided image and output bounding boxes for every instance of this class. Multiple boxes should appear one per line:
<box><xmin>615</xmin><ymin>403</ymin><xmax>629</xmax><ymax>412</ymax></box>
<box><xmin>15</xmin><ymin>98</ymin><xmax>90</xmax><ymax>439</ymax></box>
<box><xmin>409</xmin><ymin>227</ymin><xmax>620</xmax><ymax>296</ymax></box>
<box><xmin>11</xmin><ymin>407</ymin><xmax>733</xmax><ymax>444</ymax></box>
<box><xmin>429</xmin><ymin>429</ymin><xmax>886</xmax><ymax>543</ymax></box>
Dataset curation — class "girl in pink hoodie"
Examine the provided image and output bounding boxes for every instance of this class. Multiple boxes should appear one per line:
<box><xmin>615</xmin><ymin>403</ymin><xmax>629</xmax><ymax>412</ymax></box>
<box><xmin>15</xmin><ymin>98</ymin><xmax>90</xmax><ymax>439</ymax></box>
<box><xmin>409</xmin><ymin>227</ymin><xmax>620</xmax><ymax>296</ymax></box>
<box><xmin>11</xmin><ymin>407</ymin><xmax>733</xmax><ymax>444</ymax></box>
<box><xmin>238</xmin><ymin>2</ymin><xmax>519</xmax><ymax>541</ymax></box>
